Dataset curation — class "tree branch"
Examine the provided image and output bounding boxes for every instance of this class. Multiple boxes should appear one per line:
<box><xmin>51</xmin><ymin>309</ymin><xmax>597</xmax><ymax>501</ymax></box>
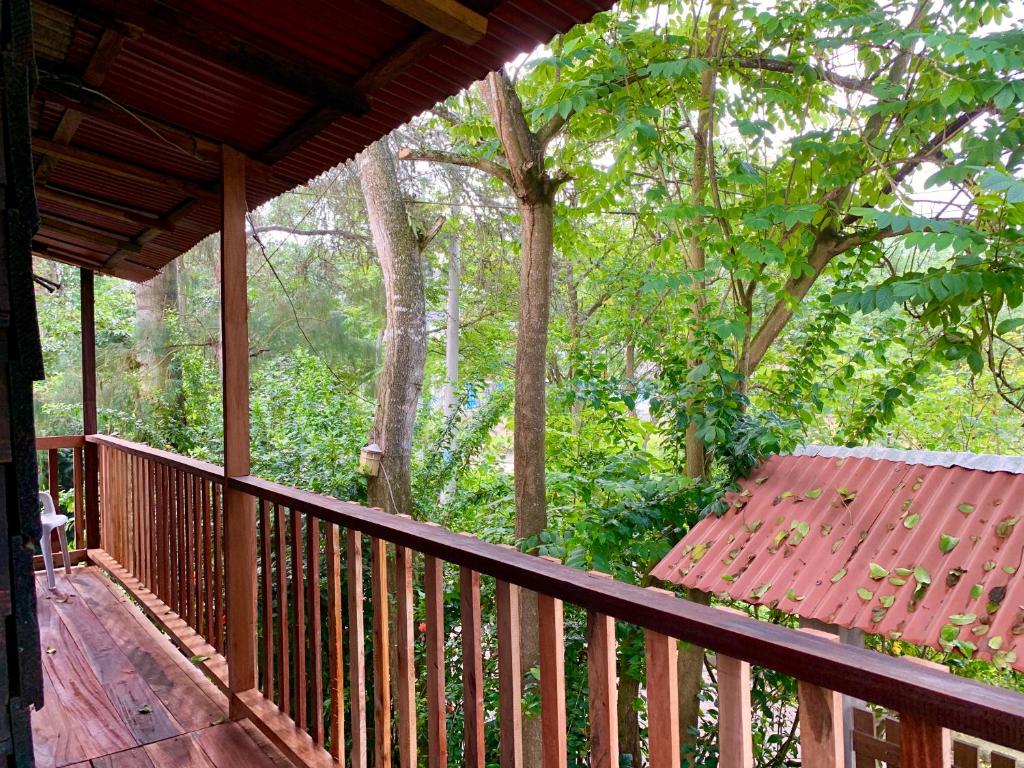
<box><xmin>733</xmin><ymin>56</ymin><xmax>875</xmax><ymax>94</ymax></box>
<box><xmin>398</xmin><ymin>146</ymin><xmax>512</xmax><ymax>187</ymax></box>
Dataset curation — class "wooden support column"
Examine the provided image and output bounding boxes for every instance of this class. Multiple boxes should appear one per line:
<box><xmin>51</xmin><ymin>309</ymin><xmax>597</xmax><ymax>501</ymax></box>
<box><xmin>900</xmin><ymin>657</ymin><xmax>951</xmax><ymax>768</ymax></box>
<box><xmin>220</xmin><ymin>144</ymin><xmax>257</xmax><ymax>715</ymax></box>
<box><xmin>797</xmin><ymin>629</ymin><xmax>844</xmax><ymax>768</ymax></box>
<box><xmin>81</xmin><ymin>269</ymin><xmax>101</xmax><ymax>549</ymax></box>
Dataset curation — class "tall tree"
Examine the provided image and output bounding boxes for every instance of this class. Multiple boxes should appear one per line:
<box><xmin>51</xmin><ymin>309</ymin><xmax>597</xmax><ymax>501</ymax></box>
<box><xmin>135</xmin><ymin>261</ymin><xmax>180</xmax><ymax>408</ymax></box>
<box><xmin>357</xmin><ymin>140</ymin><xmax>430</xmax><ymax>516</ymax></box>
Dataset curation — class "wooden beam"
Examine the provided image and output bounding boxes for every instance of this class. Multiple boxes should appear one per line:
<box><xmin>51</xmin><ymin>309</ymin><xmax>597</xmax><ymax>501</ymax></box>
<box><xmin>36</xmin><ymin>27</ymin><xmax>130</xmax><ymax>184</ymax></box>
<box><xmin>379</xmin><ymin>0</ymin><xmax>487</xmax><ymax>45</ymax></box>
<box><xmin>32</xmin><ymin>135</ymin><xmax>217</xmax><ymax>200</ymax></box>
<box><xmin>39</xmin><ymin>215</ymin><xmax>138</xmax><ymax>251</ymax></box>
<box><xmin>82</xmin><ymin>270</ymin><xmax>101</xmax><ymax>549</ymax></box>
<box><xmin>45</xmin><ymin>0</ymin><xmax>368</xmax><ymax>117</ymax></box>
<box><xmin>259</xmin><ymin>106</ymin><xmax>343</xmax><ymax>166</ymax></box>
<box><xmin>36</xmin><ymin>187</ymin><xmax>172</xmax><ymax>231</ymax></box>
<box><xmin>220</xmin><ymin>144</ymin><xmax>257</xmax><ymax>715</ymax></box>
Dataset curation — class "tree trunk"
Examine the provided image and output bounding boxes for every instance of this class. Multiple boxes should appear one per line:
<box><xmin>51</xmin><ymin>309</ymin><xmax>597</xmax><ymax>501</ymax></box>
<box><xmin>442</xmin><ymin>235</ymin><xmax>460</xmax><ymax>419</ymax></box>
<box><xmin>135</xmin><ymin>260</ymin><xmax>179</xmax><ymax>408</ymax></box>
<box><xmin>357</xmin><ymin>140</ymin><xmax>427</xmax><ymax>517</ymax></box>
<box><xmin>480</xmin><ymin>69</ymin><xmax>560</xmax><ymax>768</ymax></box>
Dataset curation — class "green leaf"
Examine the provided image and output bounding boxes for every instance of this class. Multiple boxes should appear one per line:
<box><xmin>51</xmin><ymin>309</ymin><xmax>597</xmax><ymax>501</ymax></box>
<box><xmin>804</xmin><ymin>488</ymin><xmax>822</xmax><ymax>499</ymax></box>
<box><xmin>879</xmin><ymin>595</ymin><xmax>895</xmax><ymax>608</ymax></box>
<box><xmin>939</xmin><ymin>534</ymin><xmax>959</xmax><ymax>554</ymax></box>
<box><xmin>913</xmin><ymin>565</ymin><xmax>931</xmax><ymax>585</ymax></box>
<box><xmin>857</xmin><ymin>587</ymin><xmax>874</xmax><ymax>601</ymax></box>
<box><xmin>750</xmin><ymin>582</ymin><xmax>771</xmax><ymax>600</ymax></box>
<box><xmin>970</xmin><ymin>583</ymin><xmax>984</xmax><ymax>599</ymax></box>
<box><xmin>988</xmin><ymin>636</ymin><xmax>1004</xmax><ymax>651</ymax></box>
<box><xmin>949</xmin><ymin>613</ymin><xmax>976</xmax><ymax>626</ymax></box>
<box><xmin>868</xmin><ymin>563</ymin><xmax>888</xmax><ymax>580</ymax></box>
<box><xmin>958</xmin><ymin>503</ymin><xmax>975</xmax><ymax>515</ymax></box>
<box><xmin>904</xmin><ymin>513</ymin><xmax>920</xmax><ymax>529</ymax></box>
<box><xmin>831</xmin><ymin>567</ymin><xmax>848</xmax><ymax>583</ymax></box>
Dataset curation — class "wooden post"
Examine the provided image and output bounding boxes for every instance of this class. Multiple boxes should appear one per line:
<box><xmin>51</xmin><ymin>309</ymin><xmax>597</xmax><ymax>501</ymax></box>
<box><xmin>220</xmin><ymin>144</ymin><xmax>257</xmax><ymax>715</ymax></box>
<box><xmin>644</xmin><ymin>629</ymin><xmax>679</xmax><ymax>768</ymax></box>
<box><xmin>81</xmin><ymin>268</ymin><xmax>101</xmax><ymax>549</ymax></box>
<box><xmin>797</xmin><ymin>629</ymin><xmax>844</xmax><ymax>768</ymax></box>
<box><xmin>900</xmin><ymin>657</ymin><xmax>951</xmax><ymax>768</ymax></box>
<box><xmin>587</xmin><ymin>608</ymin><xmax>618</xmax><ymax>768</ymax></box>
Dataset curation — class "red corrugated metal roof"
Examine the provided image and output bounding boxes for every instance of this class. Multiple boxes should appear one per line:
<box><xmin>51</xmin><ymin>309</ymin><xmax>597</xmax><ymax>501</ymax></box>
<box><xmin>651</xmin><ymin>453</ymin><xmax>1024</xmax><ymax>671</ymax></box>
<box><xmin>29</xmin><ymin>0</ymin><xmax>612</xmax><ymax>281</ymax></box>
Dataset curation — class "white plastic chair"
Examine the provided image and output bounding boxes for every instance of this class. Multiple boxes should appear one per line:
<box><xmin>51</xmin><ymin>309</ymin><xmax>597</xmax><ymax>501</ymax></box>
<box><xmin>38</xmin><ymin>492</ymin><xmax>71</xmax><ymax>589</ymax></box>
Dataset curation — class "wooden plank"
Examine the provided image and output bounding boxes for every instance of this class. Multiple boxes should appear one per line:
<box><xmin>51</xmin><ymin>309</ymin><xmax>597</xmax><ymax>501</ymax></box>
<box><xmin>587</xmin><ymin>608</ymin><xmax>617</xmax><ymax>768</ymax></box>
<box><xmin>32</xmin><ymin>665</ymin><xmax>91</xmax><ymax>768</ymax></box>
<box><xmin>144</xmin><ymin>733</ymin><xmax>216</xmax><ymax>767</ymax></box>
<box><xmin>496</xmin><ymin>578</ymin><xmax>522</xmax><ymax>768</ymax></box>
<box><xmin>87</xmin><ymin>435</ymin><xmax>224</xmax><ymax>483</ymax></box>
<box><xmin>35</xmin><ymin>578</ymin><xmax>136</xmax><ymax>763</ymax></box>
<box><xmin>45</xmin><ymin>577</ymin><xmax>183</xmax><ymax>744</ymax></box>
<box><xmin>82</xmin><ymin>269</ymin><xmax>100</xmax><ymax>549</ymax></box>
<box><xmin>71</xmin><ymin>569</ymin><xmax>224</xmax><ymax>731</ymax></box>
<box><xmin>93</xmin><ymin>745</ymin><xmax>159</xmax><ymax>768</ymax></box>
<box><xmin>232</xmin><ymin>689</ymin><xmax>337</xmax><ymax>768</ymax></box>
<box><xmin>460</xmin><ymin>566</ymin><xmax>485</xmax><ymax>768</ymax></box>
<box><xmin>538</xmin><ymin>591</ymin><xmax>567</xmax><ymax>768</ymax></box>
<box><xmin>395</xmin><ymin>544</ymin><xmax>416</xmax><ymax>768</ymax></box>
<box><xmin>193</xmin><ymin>722</ymin><xmax>282</xmax><ymax>768</ymax></box>
<box><xmin>220</xmin><ymin>143</ymin><xmax>257</xmax><ymax>707</ymax></box>
<box><xmin>203</xmin><ymin>479</ymin><xmax>214</xmax><ymax>643</ymax></box>
<box><xmin>325</xmin><ymin>524</ymin><xmax>346</xmax><ymax>764</ymax></box>
<box><xmin>213</xmin><ymin>484</ymin><xmax>225</xmax><ymax>654</ymax></box>
<box><xmin>644</xmin><ymin>629</ymin><xmax>679</xmax><ymax>768</ymax></box>
<box><xmin>423</xmin><ymin>555</ymin><xmax>447</xmax><ymax>768</ymax></box>
<box><xmin>73</xmin><ymin>446</ymin><xmax>84</xmax><ymax>547</ymax></box>
<box><xmin>379</xmin><ymin>0</ymin><xmax>487</xmax><ymax>45</ymax></box>
<box><xmin>274</xmin><ymin>504</ymin><xmax>290</xmax><ymax>716</ymax></box>
<box><xmin>34</xmin><ymin>435</ymin><xmax>87</xmax><ymax>450</ymax></box>
<box><xmin>717</xmin><ymin>652</ymin><xmax>753</xmax><ymax>768</ymax></box>
<box><xmin>259</xmin><ymin>500</ymin><xmax>275</xmax><ymax>703</ymax></box>
<box><xmin>798</xmin><ymin>629</ymin><xmax>844</xmax><ymax>768</ymax></box>
<box><xmin>291</xmin><ymin>508</ymin><xmax>308</xmax><ymax>731</ymax></box>
<box><xmin>307</xmin><ymin>516</ymin><xmax>324</xmax><ymax>746</ymax></box>
<box><xmin>347</xmin><ymin>530</ymin><xmax>367</xmax><ymax>768</ymax></box>
<box><xmin>900</xmin><ymin>658</ymin><xmax>951</xmax><ymax>768</ymax></box>
<box><xmin>370</xmin><ymin>537</ymin><xmax>391</xmax><ymax>768</ymax></box>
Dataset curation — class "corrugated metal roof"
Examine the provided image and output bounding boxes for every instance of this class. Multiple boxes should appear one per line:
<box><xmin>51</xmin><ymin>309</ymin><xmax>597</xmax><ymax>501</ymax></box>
<box><xmin>29</xmin><ymin>0</ymin><xmax>613</xmax><ymax>281</ymax></box>
<box><xmin>795</xmin><ymin>444</ymin><xmax>1024</xmax><ymax>475</ymax></box>
<box><xmin>652</xmin><ymin>452</ymin><xmax>1024</xmax><ymax>670</ymax></box>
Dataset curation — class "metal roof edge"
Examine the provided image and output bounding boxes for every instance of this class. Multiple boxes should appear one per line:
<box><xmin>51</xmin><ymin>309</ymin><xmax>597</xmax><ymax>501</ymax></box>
<box><xmin>792</xmin><ymin>444</ymin><xmax>1024</xmax><ymax>475</ymax></box>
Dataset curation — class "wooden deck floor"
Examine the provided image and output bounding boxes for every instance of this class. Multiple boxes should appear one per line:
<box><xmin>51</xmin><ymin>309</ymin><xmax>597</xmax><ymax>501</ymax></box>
<box><xmin>32</xmin><ymin>567</ymin><xmax>291</xmax><ymax>768</ymax></box>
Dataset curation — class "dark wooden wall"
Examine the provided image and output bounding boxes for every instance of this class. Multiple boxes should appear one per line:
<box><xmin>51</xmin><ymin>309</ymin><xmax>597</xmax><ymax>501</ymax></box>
<box><xmin>1</xmin><ymin>0</ymin><xmax>46</xmax><ymax>763</ymax></box>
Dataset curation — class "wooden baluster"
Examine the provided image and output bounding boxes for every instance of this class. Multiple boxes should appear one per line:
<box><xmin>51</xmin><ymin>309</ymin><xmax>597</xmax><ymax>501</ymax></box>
<box><xmin>496</xmin><ymin>578</ymin><xmax>523</xmax><ymax>768</ymax></box>
<box><xmin>371</xmin><ymin>536</ymin><xmax>391</xmax><ymax>768</ymax></box>
<box><xmin>48</xmin><ymin>448</ymin><xmax>59</xmax><ymax>515</ymax></box>
<box><xmin>169</xmin><ymin>468</ymin><xmax>179</xmax><ymax>613</ymax></box>
<box><xmin>461</xmin><ymin>566</ymin><xmax>484</xmax><ymax>768</ymax></box>
<box><xmin>325</xmin><ymin>524</ymin><xmax>346</xmax><ymax>764</ymax></box>
<box><xmin>72</xmin><ymin>446</ymin><xmax>83</xmax><ymax>549</ymax></box>
<box><xmin>900</xmin><ymin>657</ymin><xmax>951</xmax><ymax>768</ymax></box>
<box><xmin>137</xmin><ymin>458</ymin><xmax>146</xmax><ymax>585</ymax></box>
<box><xmin>798</xmin><ymin>629</ymin><xmax>844</xmax><ymax>768</ymax></box>
<box><xmin>396</xmin><ymin>544</ymin><xmax>416</xmax><ymax>768</ymax></box>
<box><xmin>193</xmin><ymin>472</ymin><xmax>203</xmax><ymax>632</ymax></box>
<box><xmin>717</xmin><ymin>653</ymin><xmax>752</xmax><ymax>768</ymax></box>
<box><xmin>308</xmin><ymin>517</ymin><xmax>325</xmax><ymax>745</ymax></box>
<box><xmin>214</xmin><ymin>483</ymin><xmax>224</xmax><ymax>653</ymax></box>
<box><xmin>644</xmin><ymin>629</ymin><xmax>679</xmax><ymax>768</ymax></box>
<box><xmin>538</xmin><ymin>590</ymin><xmax>567</xmax><ymax>768</ymax></box>
<box><xmin>348</xmin><ymin>530</ymin><xmax>367</xmax><ymax>768</ymax></box>
<box><xmin>291</xmin><ymin>508</ymin><xmax>308</xmax><ymax>730</ymax></box>
<box><xmin>156</xmin><ymin>463</ymin><xmax>166</xmax><ymax>601</ymax></box>
<box><xmin>259</xmin><ymin>500</ymin><xmax>274</xmax><ymax>702</ymax></box>
<box><xmin>423</xmin><ymin>555</ymin><xmax>447</xmax><ymax>768</ymax></box>
<box><xmin>275</xmin><ymin>503</ymin><xmax>291</xmax><ymax>716</ymax></box>
<box><xmin>203</xmin><ymin>479</ymin><xmax>213</xmax><ymax>642</ymax></box>
<box><xmin>587</xmin><ymin>607</ymin><xmax>618</xmax><ymax>768</ymax></box>
<box><xmin>952</xmin><ymin>740</ymin><xmax>978</xmax><ymax>768</ymax></box>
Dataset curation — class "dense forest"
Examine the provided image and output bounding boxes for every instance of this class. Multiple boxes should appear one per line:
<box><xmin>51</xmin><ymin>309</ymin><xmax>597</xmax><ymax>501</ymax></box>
<box><xmin>33</xmin><ymin>0</ymin><xmax>1024</xmax><ymax>764</ymax></box>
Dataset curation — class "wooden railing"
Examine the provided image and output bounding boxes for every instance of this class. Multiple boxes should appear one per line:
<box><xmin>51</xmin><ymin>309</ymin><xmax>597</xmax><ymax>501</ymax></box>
<box><xmin>80</xmin><ymin>434</ymin><xmax>1024</xmax><ymax>768</ymax></box>
<box><xmin>35</xmin><ymin>435</ymin><xmax>89</xmax><ymax>561</ymax></box>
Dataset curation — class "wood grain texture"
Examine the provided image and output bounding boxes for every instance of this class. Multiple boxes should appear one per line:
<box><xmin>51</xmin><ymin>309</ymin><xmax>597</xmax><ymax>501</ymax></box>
<box><xmin>274</xmin><ymin>504</ymin><xmax>290</xmax><ymax>716</ymax></box>
<box><xmin>307</xmin><ymin>516</ymin><xmax>324</xmax><ymax>745</ymax></box>
<box><xmin>717</xmin><ymin>653</ymin><xmax>753</xmax><ymax>768</ymax></box>
<box><xmin>496</xmin><ymin>579</ymin><xmax>523</xmax><ymax>768</ymax></box>
<box><xmin>538</xmin><ymin>592</ymin><xmax>567</xmax><ymax>768</ymax></box>
<box><xmin>423</xmin><ymin>555</ymin><xmax>447</xmax><ymax>768</ymax></box>
<box><xmin>900</xmin><ymin>657</ymin><xmax>951</xmax><ymax>768</ymax></box>
<box><xmin>291</xmin><ymin>509</ymin><xmax>308</xmax><ymax>730</ymax></box>
<box><xmin>325</xmin><ymin>524</ymin><xmax>346</xmax><ymax>764</ymax></box>
<box><xmin>347</xmin><ymin>530</ymin><xmax>368</xmax><ymax>768</ymax></box>
<box><xmin>395</xmin><ymin>545</ymin><xmax>416</xmax><ymax>768</ymax></box>
<box><xmin>370</xmin><ymin>537</ymin><xmax>391</xmax><ymax>768</ymax></box>
<box><xmin>587</xmin><ymin>609</ymin><xmax>617</xmax><ymax>768</ymax></box>
<box><xmin>460</xmin><ymin>567</ymin><xmax>485</xmax><ymax>768</ymax></box>
<box><xmin>259</xmin><ymin>500</ymin><xmax>275</xmax><ymax>703</ymax></box>
<box><xmin>644</xmin><ymin>629</ymin><xmax>679</xmax><ymax>768</ymax></box>
<box><xmin>797</xmin><ymin>629</ymin><xmax>843</xmax><ymax>768</ymax></box>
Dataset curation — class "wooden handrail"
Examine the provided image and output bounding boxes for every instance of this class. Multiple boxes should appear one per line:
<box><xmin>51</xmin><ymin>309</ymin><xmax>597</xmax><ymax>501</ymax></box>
<box><xmin>35</xmin><ymin>435</ymin><xmax>86</xmax><ymax>450</ymax></box>
<box><xmin>87</xmin><ymin>434</ymin><xmax>224</xmax><ymax>482</ymax></box>
<box><xmin>229</xmin><ymin>473</ymin><xmax>1024</xmax><ymax>751</ymax></box>
<box><xmin>82</xmin><ymin>434</ymin><xmax>1024</xmax><ymax>753</ymax></box>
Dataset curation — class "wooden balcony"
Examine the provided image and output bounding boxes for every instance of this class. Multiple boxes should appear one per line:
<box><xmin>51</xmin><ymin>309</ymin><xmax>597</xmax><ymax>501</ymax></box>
<box><xmin>33</xmin><ymin>567</ymin><xmax>289</xmax><ymax>768</ymax></box>
<box><xmin>34</xmin><ymin>434</ymin><xmax>1024</xmax><ymax>768</ymax></box>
